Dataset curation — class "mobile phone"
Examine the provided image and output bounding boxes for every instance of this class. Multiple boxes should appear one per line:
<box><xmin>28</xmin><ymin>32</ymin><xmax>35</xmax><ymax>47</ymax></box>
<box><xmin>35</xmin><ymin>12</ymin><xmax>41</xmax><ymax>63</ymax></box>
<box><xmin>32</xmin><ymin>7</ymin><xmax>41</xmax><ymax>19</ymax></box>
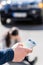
<box><xmin>23</xmin><ymin>39</ymin><xmax>36</xmax><ymax>49</ymax></box>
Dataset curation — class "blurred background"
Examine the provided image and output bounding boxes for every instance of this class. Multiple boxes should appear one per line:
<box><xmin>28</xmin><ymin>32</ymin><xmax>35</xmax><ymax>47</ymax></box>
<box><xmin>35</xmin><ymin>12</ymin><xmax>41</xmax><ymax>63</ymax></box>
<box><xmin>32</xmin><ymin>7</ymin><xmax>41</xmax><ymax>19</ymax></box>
<box><xmin>0</xmin><ymin>0</ymin><xmax>43</xmax><ymax>65</ymax></box>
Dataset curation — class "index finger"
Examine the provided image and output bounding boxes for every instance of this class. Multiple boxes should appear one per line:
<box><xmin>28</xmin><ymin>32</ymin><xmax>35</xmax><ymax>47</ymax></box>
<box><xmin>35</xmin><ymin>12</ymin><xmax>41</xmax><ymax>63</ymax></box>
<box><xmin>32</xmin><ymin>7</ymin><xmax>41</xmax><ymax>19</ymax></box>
<box><xmin>23</xmin><ymin>48</ymin><xmax>32</xmax><ymax>53</ymax></box>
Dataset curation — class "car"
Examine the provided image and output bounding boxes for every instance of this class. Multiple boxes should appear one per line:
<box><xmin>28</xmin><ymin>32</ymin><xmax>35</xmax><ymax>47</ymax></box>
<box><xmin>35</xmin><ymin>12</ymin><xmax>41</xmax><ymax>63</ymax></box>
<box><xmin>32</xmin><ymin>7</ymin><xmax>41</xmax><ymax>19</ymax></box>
<box><xmin>0</xmin><ymin>0</ymin><xmax>42</xmax><ymax>25</ymax></box>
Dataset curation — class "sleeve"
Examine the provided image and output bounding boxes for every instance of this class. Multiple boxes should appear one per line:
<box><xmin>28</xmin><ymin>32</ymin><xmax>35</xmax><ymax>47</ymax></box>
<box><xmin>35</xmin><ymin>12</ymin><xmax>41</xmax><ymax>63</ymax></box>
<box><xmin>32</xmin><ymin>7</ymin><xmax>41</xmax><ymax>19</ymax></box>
<box><xmin>0</xmin><ymin>49</ymin><xmax>14</xmax><ymax>65</ymax></box>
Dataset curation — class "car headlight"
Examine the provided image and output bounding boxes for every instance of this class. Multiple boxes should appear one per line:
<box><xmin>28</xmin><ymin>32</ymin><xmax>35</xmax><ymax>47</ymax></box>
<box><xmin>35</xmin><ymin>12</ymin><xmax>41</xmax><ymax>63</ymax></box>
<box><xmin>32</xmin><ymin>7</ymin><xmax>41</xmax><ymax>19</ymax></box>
<box><xmin>38</xmin><ymin>3</ymin><xmax>43</xmax><ymax>8</ymax></box>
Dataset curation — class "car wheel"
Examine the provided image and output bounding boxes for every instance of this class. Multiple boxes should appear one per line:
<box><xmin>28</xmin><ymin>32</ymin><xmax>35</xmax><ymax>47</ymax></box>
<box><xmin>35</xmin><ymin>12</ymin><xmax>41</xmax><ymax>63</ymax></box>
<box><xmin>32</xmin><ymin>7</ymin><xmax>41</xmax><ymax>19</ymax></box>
<box><xmin>33</xmin><ymin>16</ymin><xmax>42</xmax><ymax>24</ymax></box>
<box><xmin>36</xmin><ymin>16</ymin><xmax>42</xmax><ymax>24</ymax></box>
<box><xmin>1</xmin><ymin>17</ymin><xmax>6</xmax><ymax>25</ymax></box>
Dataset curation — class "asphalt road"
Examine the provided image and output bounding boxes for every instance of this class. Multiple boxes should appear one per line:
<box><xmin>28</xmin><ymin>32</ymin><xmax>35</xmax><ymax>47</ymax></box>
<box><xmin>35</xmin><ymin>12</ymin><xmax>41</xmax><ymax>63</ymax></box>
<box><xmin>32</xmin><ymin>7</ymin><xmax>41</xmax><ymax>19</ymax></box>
<box><xmin>0</xmin><ymin>22</ymin><xmax>43</xmax><ymax>65</ymax></box>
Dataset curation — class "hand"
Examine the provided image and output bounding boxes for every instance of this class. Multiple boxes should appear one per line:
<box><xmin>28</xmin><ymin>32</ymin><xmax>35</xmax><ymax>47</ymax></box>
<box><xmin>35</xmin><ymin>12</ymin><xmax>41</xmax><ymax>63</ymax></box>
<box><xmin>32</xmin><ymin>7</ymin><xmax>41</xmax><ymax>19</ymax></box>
<box><xmin>12</xmin><ymin>43</ymin><xmax>32</xmax><ymax>62</ymax></box>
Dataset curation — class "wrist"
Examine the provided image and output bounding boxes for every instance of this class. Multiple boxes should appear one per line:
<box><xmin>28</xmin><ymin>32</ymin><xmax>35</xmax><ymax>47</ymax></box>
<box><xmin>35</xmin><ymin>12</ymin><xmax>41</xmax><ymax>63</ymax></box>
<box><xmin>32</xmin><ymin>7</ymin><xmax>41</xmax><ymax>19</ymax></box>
<box><xmin>8</xmin><ymin>49</ymin><xmax>14</xmax><ymax>61</ymax></box>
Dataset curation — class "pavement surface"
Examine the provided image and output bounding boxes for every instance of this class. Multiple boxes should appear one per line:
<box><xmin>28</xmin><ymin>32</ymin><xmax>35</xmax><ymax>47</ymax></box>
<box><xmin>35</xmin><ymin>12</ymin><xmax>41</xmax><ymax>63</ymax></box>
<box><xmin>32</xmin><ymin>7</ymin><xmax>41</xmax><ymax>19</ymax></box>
<box><xmin>0</xmin><ymin>21</ymin><xmax>43</xmax><ymax>65</ymax></box>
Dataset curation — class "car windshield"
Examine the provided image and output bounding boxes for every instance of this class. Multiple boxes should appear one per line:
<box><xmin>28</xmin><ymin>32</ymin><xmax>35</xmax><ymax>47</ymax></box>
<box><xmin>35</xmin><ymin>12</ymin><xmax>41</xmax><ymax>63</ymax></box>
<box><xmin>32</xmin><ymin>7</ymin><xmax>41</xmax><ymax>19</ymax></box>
<box><xmin>10</xmin><ymin>0</ymin><xmax>42</xmax><ymax>3</ymax></box>
<box><xmin>0</xmin><ymin>0</ymin><xmax>42</xmax><ymax>5</ymax></box>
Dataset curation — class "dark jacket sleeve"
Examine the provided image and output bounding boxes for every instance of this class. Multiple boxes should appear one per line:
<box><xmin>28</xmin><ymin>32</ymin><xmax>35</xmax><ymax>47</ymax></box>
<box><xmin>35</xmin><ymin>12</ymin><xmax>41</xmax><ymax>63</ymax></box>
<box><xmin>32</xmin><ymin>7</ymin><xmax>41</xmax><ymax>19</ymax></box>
<box><xmin>0</xmin><ymin>49</ymin><xmax>14</xmax><ymax>65</ymax></box>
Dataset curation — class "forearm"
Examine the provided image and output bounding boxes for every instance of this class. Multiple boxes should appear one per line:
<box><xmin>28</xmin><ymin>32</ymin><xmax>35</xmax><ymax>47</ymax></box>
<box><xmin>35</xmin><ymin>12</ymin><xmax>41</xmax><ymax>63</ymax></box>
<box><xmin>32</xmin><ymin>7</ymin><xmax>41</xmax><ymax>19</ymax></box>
<box><xmin>0</xmin><ymin>49</ymin><xmax>14</xmax><ymax>65</ymax></box>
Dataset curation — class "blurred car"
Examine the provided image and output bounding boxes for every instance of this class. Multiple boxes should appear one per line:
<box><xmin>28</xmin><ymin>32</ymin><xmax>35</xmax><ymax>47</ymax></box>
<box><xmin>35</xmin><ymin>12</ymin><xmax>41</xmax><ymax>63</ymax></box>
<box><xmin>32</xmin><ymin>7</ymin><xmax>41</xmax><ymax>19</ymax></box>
<box><xmin>0</xmin><ymin>0</ymin><xmax>42</xmax><ymax>25</ymax></box>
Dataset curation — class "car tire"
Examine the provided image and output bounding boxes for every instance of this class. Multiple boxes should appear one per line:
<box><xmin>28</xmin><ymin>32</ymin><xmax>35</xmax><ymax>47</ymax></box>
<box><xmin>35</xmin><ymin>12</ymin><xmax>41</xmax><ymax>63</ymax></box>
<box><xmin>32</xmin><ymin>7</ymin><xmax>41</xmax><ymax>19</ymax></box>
<box><xmin>1</xmin><ymin>17</ymin><xmax>6</xmax><ymax>25</ymax></box>
<box><xmin>36</xmin><ymin>17</ymin><xmax>42</xmax><ymax>24</ymax></box>
<box><xmin>33</xmin><ymin>16</ymin><xmax>42</xmax><ymax>24</ymax></box>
